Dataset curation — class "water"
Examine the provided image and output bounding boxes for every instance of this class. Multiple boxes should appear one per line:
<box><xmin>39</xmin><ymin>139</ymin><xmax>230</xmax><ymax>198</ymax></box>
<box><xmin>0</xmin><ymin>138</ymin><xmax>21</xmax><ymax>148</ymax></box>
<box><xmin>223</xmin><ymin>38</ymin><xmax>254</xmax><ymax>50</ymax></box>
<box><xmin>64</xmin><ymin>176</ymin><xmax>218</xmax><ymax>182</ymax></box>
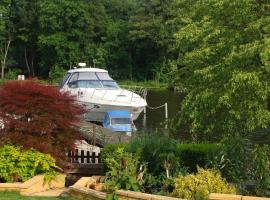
<box><xmin>134</xmin><ymin>90</ymin><xmax>185</xmax><ymax>131</ymax></box>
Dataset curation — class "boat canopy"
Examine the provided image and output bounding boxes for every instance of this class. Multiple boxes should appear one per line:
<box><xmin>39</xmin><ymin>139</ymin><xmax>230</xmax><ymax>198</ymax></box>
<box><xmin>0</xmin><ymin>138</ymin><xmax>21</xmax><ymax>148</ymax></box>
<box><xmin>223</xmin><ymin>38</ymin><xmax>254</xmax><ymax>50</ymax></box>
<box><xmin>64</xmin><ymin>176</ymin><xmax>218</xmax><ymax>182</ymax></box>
<box><xmin>106</xmin><ymin>110</ymin><xmax>131</xmax><ymax>119</ymax></box>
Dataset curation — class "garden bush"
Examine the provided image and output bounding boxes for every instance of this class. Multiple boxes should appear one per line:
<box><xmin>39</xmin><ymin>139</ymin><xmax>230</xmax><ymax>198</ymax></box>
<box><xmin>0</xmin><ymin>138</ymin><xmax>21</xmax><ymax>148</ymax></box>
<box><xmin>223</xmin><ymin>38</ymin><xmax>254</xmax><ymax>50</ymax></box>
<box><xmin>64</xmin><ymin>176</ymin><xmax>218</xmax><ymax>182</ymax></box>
<box><xmin>104</xmin><ymin>147</ymin><xmax>145</xmax><ymax>192</ymax></box>
<box><xmin>128</xmin><ymin>135</ymin><xmax>183</xmax><ymax>176</ymax></box>
<box><xmin>102</xmin><ymin>137</ymin><xmax>221</xmax><ymax>194</ymax></box>
<box><xmin>0</xmin><ymin>80</ymin><xmax>85</xmax><ymax>165</ymax></box>
<box><xmin>253</xmin><ymin>145</ymin><xmax>270</xmax><ymax>197</ymax></box>
<box><xmin>128</xmin><ymin>135</ymin><xmax>220</xmax><ymax>175</ymax></box>
<box><xmin>0</xmin><ymin>145</ymin><xmax>60</xmax><ymax>182</ymax></box>
<box><xmin>176</xmin><ymin>143</ymin><xmax>220</xmax><ymax>173</ymax></box>
<box><xmin>172</xmin><ymin>167</ymin><xmax>236</xmax><ymax>200</ymax></box>
<box><xmin>212</xmin><ymin>135</ymin><xmax>254</xmax><ymax>184</ymax></box>
<box><xmin>101</xmin><ymin>143</ymin><xmax>128</xmax><ymax>164</ymax></box>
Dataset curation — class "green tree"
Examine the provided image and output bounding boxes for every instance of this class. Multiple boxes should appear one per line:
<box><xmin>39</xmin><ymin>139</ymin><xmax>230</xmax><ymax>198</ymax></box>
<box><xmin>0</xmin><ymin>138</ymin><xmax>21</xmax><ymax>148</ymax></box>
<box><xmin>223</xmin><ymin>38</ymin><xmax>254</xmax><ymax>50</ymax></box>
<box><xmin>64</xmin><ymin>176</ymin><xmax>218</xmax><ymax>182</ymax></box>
<box><xmin>102</xmin><ymin>0</ymin><xmax>136</xmax><ymax>79</ymax></box>
<box><xmin>38</xmin><ymin>0</ymin><xmax>108</xmax><ymax>74</ymax></box>
<box><xmin>172</xmin><ymin>0</ymin><xmax>270</xmax><ymax>137</ymax></box>
<box><xmin>129</xmin><ymin>0</ymin><xmax>181</xmax><ymax>81</ymax></box>
<box><xmin>0</xmin><ymin>0</ymin><xmax>12</xmax><ymax>79</ymax></box>
<box><xmin>10</xmin><ymin>0</ymin><xmax>40</xmax><ymax>76</ymax></box>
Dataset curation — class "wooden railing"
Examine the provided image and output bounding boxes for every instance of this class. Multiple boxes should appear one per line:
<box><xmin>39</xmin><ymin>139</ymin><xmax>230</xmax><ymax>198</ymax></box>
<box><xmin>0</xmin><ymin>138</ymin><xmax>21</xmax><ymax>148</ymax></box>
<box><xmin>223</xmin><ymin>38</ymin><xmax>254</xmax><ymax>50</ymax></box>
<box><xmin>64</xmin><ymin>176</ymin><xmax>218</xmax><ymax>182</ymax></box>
<box><xmin>68</xmin><ymin>149</ymin><xmax>101</xmax><ymax>164</ymax></box>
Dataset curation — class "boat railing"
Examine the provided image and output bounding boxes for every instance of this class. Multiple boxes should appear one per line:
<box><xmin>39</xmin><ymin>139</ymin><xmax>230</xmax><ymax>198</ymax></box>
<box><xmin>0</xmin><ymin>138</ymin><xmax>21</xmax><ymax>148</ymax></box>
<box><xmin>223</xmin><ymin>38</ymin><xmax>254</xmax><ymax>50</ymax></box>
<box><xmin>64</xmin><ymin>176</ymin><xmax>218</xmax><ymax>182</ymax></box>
<box><xmin>81</xmin><ymin>86</ymin><xmax>147</xmax><ymax>104</ymax></box>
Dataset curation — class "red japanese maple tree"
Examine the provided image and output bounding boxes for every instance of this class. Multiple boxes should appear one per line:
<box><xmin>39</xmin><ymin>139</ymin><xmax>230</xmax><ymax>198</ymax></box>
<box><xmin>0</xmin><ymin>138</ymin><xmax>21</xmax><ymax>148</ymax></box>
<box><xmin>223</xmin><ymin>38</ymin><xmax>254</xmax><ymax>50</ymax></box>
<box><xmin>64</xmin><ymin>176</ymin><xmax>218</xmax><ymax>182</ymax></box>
<box><xmin>0</xmin><ymin>80</ymin><xmax>85</xmax><ymax>165</ymax></box>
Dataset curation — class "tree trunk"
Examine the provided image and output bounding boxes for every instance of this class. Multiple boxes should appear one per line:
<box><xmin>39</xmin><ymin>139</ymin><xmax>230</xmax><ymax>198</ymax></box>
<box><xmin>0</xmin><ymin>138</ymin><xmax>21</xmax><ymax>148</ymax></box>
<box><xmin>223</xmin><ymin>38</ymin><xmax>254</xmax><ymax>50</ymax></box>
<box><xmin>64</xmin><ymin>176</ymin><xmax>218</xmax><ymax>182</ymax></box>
<box><xmin>24</xmin><ymin>47</ymin><xmax>31</xmax><ymax>75</ymax></box>
<box><xmin>1</xmin><ymin>39</ymin><xmax>11</xmax><ymax>79</ymax></box>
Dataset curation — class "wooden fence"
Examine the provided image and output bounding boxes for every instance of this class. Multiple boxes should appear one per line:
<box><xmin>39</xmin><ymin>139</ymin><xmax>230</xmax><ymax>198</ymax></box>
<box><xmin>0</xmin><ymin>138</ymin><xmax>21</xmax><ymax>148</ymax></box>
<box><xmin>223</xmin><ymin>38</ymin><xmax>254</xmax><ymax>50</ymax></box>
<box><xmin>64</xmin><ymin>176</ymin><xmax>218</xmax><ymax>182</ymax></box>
<box><xmin>68</xmin><ymin>149</ymin><xmax>102</xmax><ymax>164</ymax></box>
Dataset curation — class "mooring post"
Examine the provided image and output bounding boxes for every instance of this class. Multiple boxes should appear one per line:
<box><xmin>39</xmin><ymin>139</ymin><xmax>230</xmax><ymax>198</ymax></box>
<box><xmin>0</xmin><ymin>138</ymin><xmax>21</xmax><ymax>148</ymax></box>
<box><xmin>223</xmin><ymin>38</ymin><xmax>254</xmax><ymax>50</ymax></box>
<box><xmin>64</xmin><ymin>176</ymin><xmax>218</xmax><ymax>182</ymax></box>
<box><xmin>165</xmin><ymin>102</ymin><xmax>168</xmax><ymax>130</ymax></box>
<box><xmin>165</xmin><ymin>102</ymin><xmax>168</xmax><ymax>119</ymax></box>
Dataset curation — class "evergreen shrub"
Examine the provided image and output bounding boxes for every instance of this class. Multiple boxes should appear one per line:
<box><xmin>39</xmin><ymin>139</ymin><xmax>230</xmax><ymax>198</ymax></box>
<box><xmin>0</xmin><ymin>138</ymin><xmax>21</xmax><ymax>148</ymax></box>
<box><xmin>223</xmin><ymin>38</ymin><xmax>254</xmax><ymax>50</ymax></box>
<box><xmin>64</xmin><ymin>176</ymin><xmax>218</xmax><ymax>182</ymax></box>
<box><xmin>0</xmin><ymin>145</ymin><xmax>60</xmax><ymax>183</ymax></box>
<box><xmin>102</xmin><ymin>137</ymin><xmax>220</xmax><ymax>175</ymax></box>
<box><xmin>176</xmin><ymin>143</ymin><xmax>220</xmax><ymax>172</ymax></box>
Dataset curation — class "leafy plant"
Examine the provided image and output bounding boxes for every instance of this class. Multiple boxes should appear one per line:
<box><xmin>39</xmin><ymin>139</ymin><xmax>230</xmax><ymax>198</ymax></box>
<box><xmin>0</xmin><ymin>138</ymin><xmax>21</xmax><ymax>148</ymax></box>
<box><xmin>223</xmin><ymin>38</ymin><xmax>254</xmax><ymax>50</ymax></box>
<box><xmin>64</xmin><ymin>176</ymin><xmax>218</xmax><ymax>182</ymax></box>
<box><xmin>211</xmin><ymin>135</ymin><xmax>254</xmax><ymax>185</ymax></box>
<box><xmin>0</xmin><ymin>145</ymin><xmax>60</xmax><ymax>183</ymax></box>
<box><xmin>128</xmin><ymin>135</ymin><xmax>220</xmax><ymax>175</ymax></box>
<box><xmin>49</xmin><ymin>65</ymin><xmax>66</xmax><ymax>84</ymax></box>
<box><xmin>176</xmin><ymin>143</ymin><xmax>220</xmax><ymax>173</ymax></box>
<box><xmin>252</xmin><ymin>145</ymin><xmax>270</xmax><ymax>196</ymax></box>
<box><xmin>0</xmin><ymin>80</ymin><xmax>85</xmax><ymax>165</ymax></box>
<box><xmin>104</xmin><ymin>147</ymin><xmax>145</xmax><ymax>192</ymax></box>
<box><xmin>173</xmin><ymin>167</ymin><xmax>236</xmax><ymax>200</ymax></box>
<box><xmin>5</xmin><ymin>69</ymin><xmax>20</xmax><ymax>80</ymax></box>
<box><xmin>128</xmin><ymin>135</ymin><xmax>180</xmax><ymax>176</ymax></box>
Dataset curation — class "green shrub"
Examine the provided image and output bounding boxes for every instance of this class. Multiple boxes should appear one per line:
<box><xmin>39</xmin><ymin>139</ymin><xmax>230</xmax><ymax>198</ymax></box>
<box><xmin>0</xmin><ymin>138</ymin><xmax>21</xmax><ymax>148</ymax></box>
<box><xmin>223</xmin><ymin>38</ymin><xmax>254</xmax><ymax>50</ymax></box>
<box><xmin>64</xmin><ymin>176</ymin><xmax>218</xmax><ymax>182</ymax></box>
<box><xmin>129</xmin><ymin>135</ymin><xmax>220</xmax><ymax>175</ymax></box>
<box><xmin>0</xmin><ymin>145</ymin><xmax>60</xmax><ymax>182</ymax></box>
<box><xmin>253</xmin><ymin>145</ymin><xmax>270</xmax><ymax>196</ymax></box>
<box><xmin>101</xmin><ymin>143</ymin><xmax>128</xmax><ymax>169</ymax></box>
<box><xmin>176</xmin><ymin>143</ymin><xmax>220</xmax><ymax>173</ymax></box>
<box><xmin>212</xmin><ymin>135</ymin><xmax>253</xmax><ymax>184</ymax></box>
<box><xmin>5</xmin><ymin>69</ymin><xmax>20</xmax><ymax>80</ymax></box>
<box><xmin>49</xmin><ymin>65</ymin><xmax>66</xmax><ymax>84</ymax></box>
<box><xmin>104</xmin><ymin>147</ymin><xmax>145</xmax><ymax>192</ymax></box>
<box><xmin>173</xmin><ymin>167</ymin><xmax>236</xmax><ymax>200</ymax></box>
<box><xmin>128</xmin><ymin>135</ymin><xmax>182</xmax><ymax>176</ymax></box>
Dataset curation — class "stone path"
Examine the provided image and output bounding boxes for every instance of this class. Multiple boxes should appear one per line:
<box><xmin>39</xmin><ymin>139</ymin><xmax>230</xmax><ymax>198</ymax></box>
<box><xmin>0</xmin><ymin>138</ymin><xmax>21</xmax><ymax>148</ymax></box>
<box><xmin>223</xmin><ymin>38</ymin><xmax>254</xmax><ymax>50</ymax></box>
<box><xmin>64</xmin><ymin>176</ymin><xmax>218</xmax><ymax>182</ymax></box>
<box><xmin>29</xmin><ymin>188</ymin><xmax>70</xmax><ymax>197</ymax></box>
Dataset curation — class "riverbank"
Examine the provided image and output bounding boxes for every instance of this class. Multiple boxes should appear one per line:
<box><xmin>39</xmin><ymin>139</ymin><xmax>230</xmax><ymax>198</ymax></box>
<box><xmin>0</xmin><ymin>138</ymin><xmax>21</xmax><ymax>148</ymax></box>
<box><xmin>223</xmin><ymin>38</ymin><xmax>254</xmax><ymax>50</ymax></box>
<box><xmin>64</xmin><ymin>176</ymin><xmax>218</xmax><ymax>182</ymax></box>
<box><xmin>117</xmin><ymin>80</ymin><xmax>168</xmax><ymax>90</ymax></box>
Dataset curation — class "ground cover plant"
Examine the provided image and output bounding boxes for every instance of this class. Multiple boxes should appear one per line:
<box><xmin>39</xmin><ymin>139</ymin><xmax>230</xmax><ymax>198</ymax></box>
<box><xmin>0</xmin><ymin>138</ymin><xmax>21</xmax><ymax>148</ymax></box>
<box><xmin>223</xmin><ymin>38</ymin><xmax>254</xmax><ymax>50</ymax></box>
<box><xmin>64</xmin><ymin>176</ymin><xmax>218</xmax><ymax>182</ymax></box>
<box><xmin>0</xmin><ymin>80</ymin><xmax>85</xmax><ymax>165</ymax></box>
<box><xmin>0</xmin><ymin>145</ymin><xmax>59</xmax><ymax>183</ymax></box>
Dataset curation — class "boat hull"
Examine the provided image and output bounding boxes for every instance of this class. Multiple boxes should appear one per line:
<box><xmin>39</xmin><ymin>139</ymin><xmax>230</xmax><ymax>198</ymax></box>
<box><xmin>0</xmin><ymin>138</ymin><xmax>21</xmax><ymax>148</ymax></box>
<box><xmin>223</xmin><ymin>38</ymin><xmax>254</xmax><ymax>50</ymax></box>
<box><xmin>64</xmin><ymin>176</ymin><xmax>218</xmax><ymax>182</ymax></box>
<box><xmin>81</xmin><ymin>102</ymin><xmax>145</xmax><ymax>122</ymax></box>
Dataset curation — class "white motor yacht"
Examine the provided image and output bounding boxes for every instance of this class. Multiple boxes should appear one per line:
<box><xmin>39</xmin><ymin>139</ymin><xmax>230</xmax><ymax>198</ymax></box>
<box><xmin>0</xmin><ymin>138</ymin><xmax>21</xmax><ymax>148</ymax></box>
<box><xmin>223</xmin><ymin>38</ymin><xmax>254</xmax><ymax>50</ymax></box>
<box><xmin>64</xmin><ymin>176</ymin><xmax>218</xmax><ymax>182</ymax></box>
<box><xmin>60</xmin><ymin>67</ymin><xmax>147</xmax><ymax>122</ymax></box>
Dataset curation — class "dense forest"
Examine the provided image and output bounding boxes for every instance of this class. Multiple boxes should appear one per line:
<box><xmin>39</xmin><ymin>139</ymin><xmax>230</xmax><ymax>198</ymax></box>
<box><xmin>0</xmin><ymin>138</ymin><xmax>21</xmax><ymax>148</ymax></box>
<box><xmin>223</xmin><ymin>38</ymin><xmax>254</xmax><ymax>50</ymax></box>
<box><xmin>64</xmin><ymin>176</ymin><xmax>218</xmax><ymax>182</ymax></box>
<box><xmin>0</xmin><ymin>0</ymin><xmax>270</xmax><ymax>137</ymax></box>
<box><xmin>0</xmin><ymin>0</ymin><xmax>180</xmax><ymax>81</ymax></box>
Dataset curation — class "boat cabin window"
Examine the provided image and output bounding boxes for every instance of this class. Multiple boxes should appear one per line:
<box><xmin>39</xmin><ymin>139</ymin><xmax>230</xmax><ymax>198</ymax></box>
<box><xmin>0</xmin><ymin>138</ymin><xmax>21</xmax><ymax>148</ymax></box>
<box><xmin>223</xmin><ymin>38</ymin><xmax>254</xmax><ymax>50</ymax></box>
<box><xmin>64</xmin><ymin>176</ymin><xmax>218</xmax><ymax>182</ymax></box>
<box><xmin>101</xmin><ymin>80</ymin><xmax>119</xmax><ymax>89</ymax></box>
<box><xmin>67</xmin><ymin>71</ymin><xmax>119</xmax><ymax>89</ymax></box>
<box><xmin>78</xmin><ymin>72</ymin><xmax>98</xmax><ymax>80</ymax></box>
<box><xmin>69</xmin><ymin>73</ymin><xmax>79</xmax><ymax>83</ymax></box>
<box><xmin>60</xmin><ymin>73</ymin><xmax>71</xmax><ymax>88</ymax></box>
<box><xmin>111</xmin><ymin>118</ymin><xmax>131</xmax><ymax>125</ymax></box>
<box><xmin>96</xmin><ymin>72</ymin><xmax>113</xmax><ymax>80</ymax></box>
<box><xmin>77</xmin><ymin>80</ymin><xmax>103</xmax><ymax>88</ymax></box>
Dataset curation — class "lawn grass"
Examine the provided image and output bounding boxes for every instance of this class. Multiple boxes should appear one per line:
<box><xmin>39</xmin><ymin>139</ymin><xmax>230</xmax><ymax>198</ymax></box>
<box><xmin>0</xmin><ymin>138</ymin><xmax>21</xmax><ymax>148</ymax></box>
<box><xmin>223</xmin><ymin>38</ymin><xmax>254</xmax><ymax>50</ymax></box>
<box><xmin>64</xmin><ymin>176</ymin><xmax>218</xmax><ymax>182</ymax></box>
<box><xmin>0</xmin><ymin>192</ymin><xmax>78</xmax><ymax>200</ymax></box>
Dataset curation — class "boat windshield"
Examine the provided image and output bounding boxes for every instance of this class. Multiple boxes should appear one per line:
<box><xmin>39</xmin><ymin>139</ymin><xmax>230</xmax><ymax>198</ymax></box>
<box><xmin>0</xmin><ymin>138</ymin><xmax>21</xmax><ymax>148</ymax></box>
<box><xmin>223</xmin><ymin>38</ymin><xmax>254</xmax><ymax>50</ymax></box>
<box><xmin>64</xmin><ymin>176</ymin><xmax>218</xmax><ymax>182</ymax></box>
<box><xmin>60</xmin><ymin>73</ymin><xmax>71</xmax><ymax>88</ymax></box>
<box><xmin>77</xmin><ymin>80</ymin><xmax>103</xmax><ymax>88</ymax></box>
<box><xmin>67</xmin><ymin>72</ymin><xmax>119</xmax><ymax>89</ymax></box>
<box><xmin>101</xmin><ymin>80</ymin><xmax>119</xmax><ymax>89</ymax></box>
<box><xmin>111</xmin><ymin>118</ymin><xmax>131</xmax><ymax>125</ymax></box>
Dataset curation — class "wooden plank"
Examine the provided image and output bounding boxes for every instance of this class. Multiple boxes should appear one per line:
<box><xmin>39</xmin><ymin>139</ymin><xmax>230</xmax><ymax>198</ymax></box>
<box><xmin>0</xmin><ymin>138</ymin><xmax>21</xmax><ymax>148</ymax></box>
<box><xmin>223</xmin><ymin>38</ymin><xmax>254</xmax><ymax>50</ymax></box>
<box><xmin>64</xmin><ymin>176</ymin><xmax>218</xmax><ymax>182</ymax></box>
<box><xmin>67</xmin><ymin>163</ymin><xmax>104</xmax><ymax>175</ymax></box>
<box><xmin>86</xmin><ymin>151</ymin><xmax>90</xmax><ymax>163</ymax></box>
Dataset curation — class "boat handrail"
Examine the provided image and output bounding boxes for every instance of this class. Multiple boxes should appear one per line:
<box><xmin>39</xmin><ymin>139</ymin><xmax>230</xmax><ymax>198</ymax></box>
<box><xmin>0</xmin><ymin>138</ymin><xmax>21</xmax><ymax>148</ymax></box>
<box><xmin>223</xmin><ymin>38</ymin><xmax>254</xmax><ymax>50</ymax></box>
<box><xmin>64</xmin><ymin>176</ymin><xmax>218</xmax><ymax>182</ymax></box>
<box><xmin>87</xmin><ymin>87</ymin><xmax>147</xmax><ymax>104</ymax></box>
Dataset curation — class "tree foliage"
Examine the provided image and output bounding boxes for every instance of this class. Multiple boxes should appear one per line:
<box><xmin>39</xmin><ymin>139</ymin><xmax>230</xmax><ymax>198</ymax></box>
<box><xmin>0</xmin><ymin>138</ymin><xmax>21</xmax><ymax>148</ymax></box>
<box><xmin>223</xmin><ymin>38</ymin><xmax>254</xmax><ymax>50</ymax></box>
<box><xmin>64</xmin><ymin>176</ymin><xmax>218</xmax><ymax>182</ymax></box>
<box><xmin>0</xmin><ymin>80</ymin><xmax>85</xmax><ymax>165</ymax></box>
<box><xmin>1</xmin><ymin>0</ymin><xmax>180</xmax><ymax>81</ymax></box>
<box><xmin>1</xmin><ymin>0</ymin><xmax>270</xmax><ymax>139</ymax></box>
<box><xmin>171</xmin><ymin>0</ymin><xmax>270</xmax><ymax>137</ymax></box>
